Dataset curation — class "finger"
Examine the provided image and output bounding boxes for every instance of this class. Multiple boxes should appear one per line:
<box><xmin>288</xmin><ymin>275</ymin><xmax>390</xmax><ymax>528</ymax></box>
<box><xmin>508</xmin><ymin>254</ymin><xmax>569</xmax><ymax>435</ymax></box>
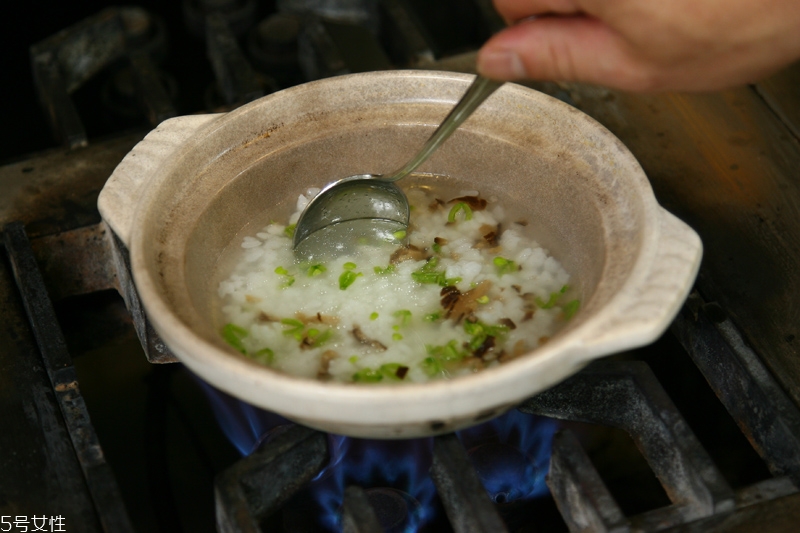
<box><xmin>476</xmin><ymin>16</ymin><xmax>653</xmax><ymax>90</ymax></box>
<box><xmin>492</xmin><ymin>0</ymin><xmax>583</xmax><ymax>25</ymax></box>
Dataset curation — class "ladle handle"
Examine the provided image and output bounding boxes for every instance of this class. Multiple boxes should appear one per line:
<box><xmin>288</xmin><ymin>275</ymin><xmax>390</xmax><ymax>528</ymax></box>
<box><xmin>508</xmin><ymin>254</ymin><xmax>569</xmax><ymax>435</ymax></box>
<box><xmin>384</xmin><ymin>75</ymin><xmax>504</xmax><ymax>182</ymax></box>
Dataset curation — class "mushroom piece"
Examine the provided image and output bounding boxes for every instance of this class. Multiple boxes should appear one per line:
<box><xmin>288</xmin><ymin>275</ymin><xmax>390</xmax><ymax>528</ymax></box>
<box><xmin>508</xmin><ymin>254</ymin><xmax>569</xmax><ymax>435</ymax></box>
<box><xmin>462</xmin><ymin>356</ymin><xmax>486</xmax><ymax>372</ymax></box>
<box><xmin>390</xmin><ymin>244</ymin><xmax>428</xmax><ymax>264</ymax></box>
<box><xmin>428</xmin><ymin>198</ymin><xmax>446</xmax><ymax>211</ymax></box>
<box><xmin>257</xmin><ymin>312</ymin><xmax>278</xmax><ymax>323</ymax></box>
<box><xmin>474</xmin><ymin>223</ymin><xmax>500</xmax><ymax>249</ymax></box>
<box><xmin>317</xmin><ymin>350</ymin><xmax>338</xmax><ymax>380</ymax></box>
<box><xmin>498</xmin><ymin>318</ymin><xmax>517</xmax><ymax>330</ymax></box>
<box><xmin>520</xmin><ymin>293</ymin><xmax>537</xmax><ymax>322</ymax></box>
<box><xmin>352</xmin><ymin>326</ymin><xmax>387</xmax><ymax>351</ymax></box>
<box><xmin>296</xmin><ymin>311</ymin><xmax>340</xmax><ymax>325</ymax></box>
<box><xmin>472</xmin><ymin>335</ymin><xmax>496</xmax><ymax>359</ymax></box>
<box><xmin>440</xmin><ymin>280</ymin><xmax>492</xmax><ymax>323</ymax></box>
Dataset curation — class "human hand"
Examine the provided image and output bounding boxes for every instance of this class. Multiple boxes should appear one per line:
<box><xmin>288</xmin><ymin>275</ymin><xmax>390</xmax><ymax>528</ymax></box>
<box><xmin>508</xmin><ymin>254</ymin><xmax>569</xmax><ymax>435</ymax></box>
<box><xmin>476</xmin><ymin>0</ymin><xmax>800</xmax><ymax>91</ymax></box>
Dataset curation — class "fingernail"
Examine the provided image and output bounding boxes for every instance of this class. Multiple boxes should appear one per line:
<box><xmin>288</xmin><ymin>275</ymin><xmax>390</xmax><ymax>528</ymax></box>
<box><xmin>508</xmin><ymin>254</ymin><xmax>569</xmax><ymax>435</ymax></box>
<box><xmin>477</xmin><ymin>49</ymin><xmax>527</xmax><ymax>80</ymax></box>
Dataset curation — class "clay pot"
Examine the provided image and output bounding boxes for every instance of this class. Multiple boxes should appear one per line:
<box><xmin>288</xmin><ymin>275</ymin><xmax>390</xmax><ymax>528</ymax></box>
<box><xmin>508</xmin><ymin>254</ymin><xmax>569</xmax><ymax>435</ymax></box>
<box><xmin>98</xmin><ymin>71</ymin><xmax>701</xmax><ymax>438</ymax></box>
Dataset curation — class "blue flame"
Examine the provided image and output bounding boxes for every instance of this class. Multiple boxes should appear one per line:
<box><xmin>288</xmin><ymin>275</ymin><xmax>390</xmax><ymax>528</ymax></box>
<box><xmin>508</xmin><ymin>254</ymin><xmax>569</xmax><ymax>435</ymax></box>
<box><xmin>196</xmin><ymin>375</ymin><xmax>559</xmax><ymax>530</ymax></box>
<box><xmin>312</xmin><ymin>436</ymin><xmax>437</xmax><ymax>532</ymax></box>
<box><xmin>194</xmin><ymin>379</ymin><xmax>291</xmax><ymax>455</ymax></box>
<box><xmin>458</xmin><ymin>410</ymin><xmax>558</xmax><ymax>502</ymax></box>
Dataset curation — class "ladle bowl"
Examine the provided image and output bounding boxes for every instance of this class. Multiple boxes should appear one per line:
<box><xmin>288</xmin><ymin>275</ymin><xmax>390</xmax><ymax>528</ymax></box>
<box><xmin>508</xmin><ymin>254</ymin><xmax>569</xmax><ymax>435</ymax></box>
<box><xmin>293</xmin><ymin>76</ymin><xmax>503</xmax><ymax>260</ymax></box>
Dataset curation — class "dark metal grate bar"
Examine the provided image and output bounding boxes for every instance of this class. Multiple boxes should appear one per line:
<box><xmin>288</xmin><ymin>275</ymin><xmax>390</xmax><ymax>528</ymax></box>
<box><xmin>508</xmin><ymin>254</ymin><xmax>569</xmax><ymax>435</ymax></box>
<box><xmin>129</xmin><ymin>51</ymin><xmax>177</xmax><ymax>126</ymax></box>
<box><xmin>30</xmin><ymin>54</ymin><xmax>88</xmax><ymax>149</ymax></box>
<box><xmin>547</xmin><ymin>429</ymin><xmax>629</xmax><ymax>533</ymax></box>
<box><xmin>380</xmin><ymin>0</ymin><xmax>436</xmax><ymax>65</ymax></box>
<box><xmin>29</xmin><ymin>9</ymin><xmax>126</xmax><ymax>149</ymax></box>
<box><xmin>30</xmin><ymin>7</ymin><xmax>175</xmax><ymax>148</ymax></box>
<box><xmin>341</xmin><ymin>486</ymin><xmax>384</xmax><ymax>533</ymax></box>
<box><xmin>107</xmin><ymin>229</ymin><xmax>178</xmax><ymax>363</ymax></box>
<box><xmin>672</xmin><ymin>293</ymin><xmax>800</xmax><ymax>487</ymax></box>
<box><xmin>298</xmin><ymin>15</ymin><xmax>349</xmax><ymax>80</ymax></box>
<box><xmin>2</xmin><ymin>221</ymin><xmax>134</xmax><ymax>533</ymax></box>
<box><xmin>520</xmin><ymin>360</ymin><xmax>735</xmax><ymax>527</ymax></box>
<box><xmin>215</xmin><ymin>425</ymin><xmax>328</xmax><ymax>532</ymax></box>
<box><xmin>430</xmin><ymin>433</ymin><xmax>510</xmax><ymax>533</ymax></box>
<box><xmin>206</xmin><ymin>13</ymin><xmax>265</xmax><ymax>106</ymax></box>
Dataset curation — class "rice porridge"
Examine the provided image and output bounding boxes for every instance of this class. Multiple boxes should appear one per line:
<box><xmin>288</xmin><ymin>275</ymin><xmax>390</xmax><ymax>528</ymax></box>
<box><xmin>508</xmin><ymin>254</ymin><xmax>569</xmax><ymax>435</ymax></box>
<box><xmin>216</xmin><ymin>183</ymin><xmax>578</xmax><ymax>384</ymax></box>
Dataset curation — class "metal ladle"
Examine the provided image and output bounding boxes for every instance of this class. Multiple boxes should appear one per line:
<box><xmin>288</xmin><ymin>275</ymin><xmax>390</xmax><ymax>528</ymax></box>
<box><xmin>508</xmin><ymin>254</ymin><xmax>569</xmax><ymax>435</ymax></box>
<box><xmin>292</xmin><ymin>75</ymin><xmax>503</xmax><ymax>261</ymax></box>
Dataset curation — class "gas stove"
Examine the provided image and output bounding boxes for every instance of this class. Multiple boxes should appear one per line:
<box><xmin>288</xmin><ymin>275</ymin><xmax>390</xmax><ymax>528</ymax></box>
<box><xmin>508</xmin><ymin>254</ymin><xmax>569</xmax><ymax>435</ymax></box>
<box><xmin>3</xmin><ymin>2</ymin><xmax>800</xmax><ymax>532</ymax></box>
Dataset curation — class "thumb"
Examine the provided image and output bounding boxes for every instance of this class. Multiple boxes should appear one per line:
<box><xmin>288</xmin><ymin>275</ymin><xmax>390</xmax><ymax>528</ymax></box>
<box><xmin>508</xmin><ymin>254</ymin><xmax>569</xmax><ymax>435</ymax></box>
<box><xmin>477</xmin><ymin>16</ymin><xmax>646</xmax><ymax>89</ymax></box>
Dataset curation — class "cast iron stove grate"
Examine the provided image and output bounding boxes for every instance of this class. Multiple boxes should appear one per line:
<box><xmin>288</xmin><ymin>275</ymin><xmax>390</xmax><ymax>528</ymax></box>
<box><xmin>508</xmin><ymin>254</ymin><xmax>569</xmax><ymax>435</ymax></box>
<box><xmin>4</xmin><ymin>219</ymin><xmax>800</xmax><ymax>532</ymax></box>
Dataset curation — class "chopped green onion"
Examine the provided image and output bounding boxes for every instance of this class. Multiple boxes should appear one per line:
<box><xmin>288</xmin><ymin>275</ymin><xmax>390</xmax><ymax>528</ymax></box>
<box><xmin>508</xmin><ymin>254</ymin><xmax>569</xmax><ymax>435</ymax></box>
<box><xmin>536</xmin><ymin>285</ymin><xmax>569</xmax><ymax>309</ymax></box>
<box><xmin>463</xmin><ymin>321</ymin><xmax>483</xmax><ymax>336</ymax></box>
<box><xmin>463</xmin><ymin>319</ymin><xmax>510</xmax><ymax>350</ymax></box>
<box><xmin>222</xmin><ymin>323</ymin><xmax>248</xmax><ymax>354</ymax></box>
<box><xmin>411</xmin><ymin>271</ymin><xmax>443</xmax><ymax>284</ymax></box>
<box><xmin>353</xmin><ymin>368</ymin><xmax>383</xmax><ymax>383</ymax></box>
<box><xmin>280</xmin><ymin>318</ymin><xmax>304</xmax><ymax>328</ymax></box>
<box><xmin>349</xmin><ymin>355</ymin><xmax>359</xmax><ymax>364</ymax></box>
<box><xmin>392</xmin><ymin>333</ymin><xmax>403</xmax><ymax>341</ymax></box>
<box><xmin>476</xmin><ymin>295</ymin><xmax>490</xmax><ymax>304</ymax></box>
<box><xmin>421</xmin><ymin>356</ymin><xmax>442</xmax><ymax>376</ymax></box>
<box><xmin>410</xmin><ymin>257</ymin><xmax>460</xmax><ymax>287</ymax></box>
<box><xmin>280</xmin><ymin>318</ymin><xmax>333</xmax><ymax>346</ymax></box>
<box><xmin>563</xmin><ymin>299</ymin><xmax>581</xmax><ymax>319</ymax></box>
<box><xmin>426</xmin><ymin>340</ymin><xmax>465</xmax><ymax>362</ymax></box>
<box><xmin>393</xmin><ymin>309</ymin><xmax>412</xmax><ymax>326</ymax></box>
<box><xmin>343</xmin><ymin>262</ymin><xmax>357</xmax><ymax>271</ymax></box>
<box><xmin>441</xmin><ymin>340</ymin><xmax>463</xmax><ymax>361</ymax></box>
<box><xmin>370</xmin><ymin>312</ymin><xmax>379</xmax><ymax>321</ymax></box>
<box><xmin>379</xmin><ymin>363</ymin><xmax>408</xmax><ymax>380</ymax></box>
<box><xmin>308</xmin><ymin>329</ymin><xmax>333</xmax><ymax>347</ymax></box>
<box><xmin>280</xmin><ymin>318</ymin><xmax>304</xmax><ymax>339</ymax></box>
<box><xmin>306</xmin><ymin>264</ymin><xmax>326</xmax><ymax>277</ymax></box>
<box><xmin>284</xmin><ymin>224</ymin><xmax>296</xmax><ymax>238</ymax></box>
<box><xmin>339</xmin><ymin>270</ymin><xmax>362</xmax><ymax>290</ymax></box>
<box><xmin>253</xmin><ymin>347</ymin><xmax>274</xmax><ymax>364</ymax></box>
<box><xmin>374</xmin><ymin>264</ymin><xmax>395</xmax><ymax>275</ymax></box>
<box><xmin>424</xmin><ymin>312</ymin><xmax>441</xmax><ymax>322</ymax></box>
<box><xmin>432</xmin><ymin>242</ymin><xmax>441</xmax><ymax>254</ymax></box>
<box><xmin>493</xmin><ymin>256</ymin><xmax>518</xmax><ymax>276</ymax></box>
<box><xmin>448</xmin><ymin>202</ymin><xmax>473</xmax><ymax>222</ymax></box>
<box><xmin>392</xmin><ymin>230</ymin><xmax>407</xmax><ymax>240</ymax></box>
<box><xmin>275</xmin><ymin>265</ymin><xmax>295</xmax><ymax>287</ymax></box>
<box><xmin>424</xmin><ymin>257</ymin><xmax>439</xmax><ymax>270</ymax></box>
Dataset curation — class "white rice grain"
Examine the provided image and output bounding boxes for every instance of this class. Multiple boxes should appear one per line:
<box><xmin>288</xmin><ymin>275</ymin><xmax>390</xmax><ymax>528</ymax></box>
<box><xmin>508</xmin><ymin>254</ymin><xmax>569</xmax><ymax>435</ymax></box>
<box><xmin>216</xmin><ymin>187</ymin><xmax>578</xmax><ymax>384</ymax></box>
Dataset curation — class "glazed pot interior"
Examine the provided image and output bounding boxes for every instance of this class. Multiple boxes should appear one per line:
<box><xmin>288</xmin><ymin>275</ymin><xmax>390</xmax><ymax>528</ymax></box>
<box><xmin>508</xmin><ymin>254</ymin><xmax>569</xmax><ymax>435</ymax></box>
<box><xmin>138</xmin><ymin>73</ymin><xmax>647</xmax><ymax>359</ymax></box>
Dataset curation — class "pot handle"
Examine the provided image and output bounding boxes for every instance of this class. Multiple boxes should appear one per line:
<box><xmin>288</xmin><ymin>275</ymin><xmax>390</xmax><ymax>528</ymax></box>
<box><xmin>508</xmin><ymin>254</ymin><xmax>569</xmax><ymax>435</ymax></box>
<box><xmin>98</xmin><ymin>114</ymin><xmax>222</xmax><ymax>247</ymax></box>
<box><xmin>580</xmin><ymin>209</ymin><xmax>702</xmax><ymax>356</ymax></box>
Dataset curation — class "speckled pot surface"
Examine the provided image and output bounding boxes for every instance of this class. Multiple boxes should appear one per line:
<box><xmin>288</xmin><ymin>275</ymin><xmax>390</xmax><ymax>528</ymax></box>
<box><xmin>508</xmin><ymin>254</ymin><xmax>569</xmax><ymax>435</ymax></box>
<box><xmin>98</xmin><ymin>71</ymin><xmax>701</xmax><ymax>438</ymax></box>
